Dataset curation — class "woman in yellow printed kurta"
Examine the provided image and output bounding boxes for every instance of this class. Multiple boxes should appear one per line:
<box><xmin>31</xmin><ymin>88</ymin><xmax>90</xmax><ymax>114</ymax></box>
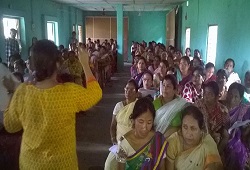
<box><xmin>3</xmin><ymin>40</ymin><xmax>102</xmax><ymax>170</ymax></box>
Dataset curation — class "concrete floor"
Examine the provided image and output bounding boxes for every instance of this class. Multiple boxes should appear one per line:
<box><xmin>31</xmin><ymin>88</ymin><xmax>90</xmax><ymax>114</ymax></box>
<box><xmin>76</xmin><ymin>63</ymin><xmax>131</xmax><ymax>170</ymax></box>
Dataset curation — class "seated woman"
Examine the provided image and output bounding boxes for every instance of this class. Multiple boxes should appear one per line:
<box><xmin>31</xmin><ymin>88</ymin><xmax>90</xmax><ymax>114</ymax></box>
<box><xmin>138</xmin><ymin>72</ymin><xmax>157</xmax><ymax>99</ymax></box>
<box><xmin>148</xmin><ymin>55</ymin><xmax>161</xmax><ymax>74</ymax></box>
<box><xmin>185</xmin><ymin>48</ymin><xmax>192</xmax><ymax>57</ymax></box>
<box><xmin>216</xmin><ymin>69</ymin><xmax>228</xmax><ymax>100</ymax></box>
<box><xmin>191</xmin><ymin>56</ymin><xmax>203</xmax><ymax>69</ymax></box>
<box><xmin>243</xmin><ymin>71</ymin><xmax>250</xmax><ymax>103</ymax></box>
<box><xmin>195</xmin><ymin>81</ymin><xmax>230</xmax><ymax>154</ymax></box>
<box><xmin>153</xmin><ymin>60</ymin><xmax>169</xmax><ymax>90</ymax></box>
<box><xmin>61</xmin><ymin>51</ymin><xmax>83</xmax><ymax>85</ymax></box>
<box><xmin>166</xmin><ymin>105</ymin><xmax>223</xmax><ymax>170</ymax></box>
<box><xmin>221</xmin><ymin>82</ymin><xmax>245</xmax><ymax>113</ymax></box>
<box><xmin>224</xmin><ymin>58</ymin><xmax>241</xmax><ymax>89</ymax></box>
<box><xmin>154</xmin><ymin>75</ymin><xmax>188</xmax><ymax>138</ymax></box>
<box><xmin>176</xmin><ymin>56</ymin><xmax>192</xmax><ymax>94</ymax></box>
<box><xmin>204</xmin><ymin>62</ymin><xmax>216</xmax><ymax>84</ymax></box>
<box><xmin>182</xmin><ymin>66</ymin><xmax>204</xmax><ymax>103</ymax></box>
<box><xmin>224</xmin><ymin>120</ymin><xmax>250</xmax><ymax>170</ymax></box>
<box><xmin>130</xmin><ymin>55</ymin><xmax>140</xmax><ymax>78</ymax></box>
<box><xmin>105</xmin><ymin>79</ymin><xmax>138</xmax><ymax>170</ymax></box>
<box><xmin>117</xmin><ymin>97</ymin><xmax>167</xmax><ymax>170</ymax></box>
<box><xmin>133</xmin><ymin>57</ymin><xmax>148</xmax><ymax>88</ymax></box>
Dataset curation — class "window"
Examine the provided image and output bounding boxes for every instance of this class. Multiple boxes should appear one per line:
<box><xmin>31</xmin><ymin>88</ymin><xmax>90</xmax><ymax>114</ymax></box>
<box><xmin>46</xmin><ymin>21</ymin><xmax>59</xmax><ymax>45</ymax></box>
<box><xmin>206</xmin><ymin>25</ymin><xmax>218</xmax><ymax>64</ymax></box>
<box><xmin>3</xmin><ymin>17</ymin><xmax>20</xmax><ymax>39</ymax></box>
<box><xmin>78</xmin><ymin>25</ymin><xmax>83</xmax><ymax>43</ymax></box>
<box><xmin>185</xmin><ymin>28</ymin><xmax>190</xmax><ymax>50</ymax></box>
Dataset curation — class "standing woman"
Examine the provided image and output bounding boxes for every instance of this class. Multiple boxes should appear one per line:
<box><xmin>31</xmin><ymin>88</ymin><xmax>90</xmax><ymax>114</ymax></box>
<box><xmin>3</xmin><ymin>40</ymin><xmax>102</xmax><ymax>169</ymax></box>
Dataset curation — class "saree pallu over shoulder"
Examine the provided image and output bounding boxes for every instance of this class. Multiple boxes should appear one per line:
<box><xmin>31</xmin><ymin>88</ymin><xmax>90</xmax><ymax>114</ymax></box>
<box><xmin>173</xmin><ymin>133</ymin><xmax>222</xmax><ymax>170</ymax></box>
<box><xmin>126</xmin><ymin>132</ymin><xmax>168</xmax><ymax>170</ymax></box>
<box><xmin>154</xmin><ymin>97</ymin><xmax>188</xmax><ymax>134</ymax></box>
<box><xmin>116</xmin><ymin>100</ymin><xmax>137</xmax><ymax>141</ymax></box>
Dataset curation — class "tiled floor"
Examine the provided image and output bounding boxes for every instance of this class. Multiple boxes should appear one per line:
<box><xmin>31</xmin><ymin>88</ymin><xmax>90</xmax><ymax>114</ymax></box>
<box><xmin>76</xmin><ymin>63</ymin><xmax>131</xmax><ymax>169</ymax></box>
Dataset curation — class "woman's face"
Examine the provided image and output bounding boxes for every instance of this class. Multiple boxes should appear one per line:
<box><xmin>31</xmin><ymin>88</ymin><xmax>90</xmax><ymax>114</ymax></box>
<box><xmin>162</xmin><ymin>79</ymin><xmax>176</xmax><ymax>99</ymax></box>
<box><xmin>205</xmin><ymin>67</ymin><xmax>214</xmax><ymax>80</ymax></box>
<box><xmin>161</xmin><ymin>52</ymin><xmax>167</xmax><ymax>60</ymax></box>
<box><xmin>179</xmin><ymin>59</ymin><xmax>190</xmax><ymax>74</ymax></box>
<box><xmin>134</xmin><ymin>109</ymin><xmax>154</xmax><ymax>138</ymax></box>
<box><xmin>137</xmin><ymin>59</ymin><xmax>146</xmax><ymax>71</ymax></box>
<box><xmin>186</xmin><ymin>49</ymin><xmax>191</xmax><ymax>56</ymax></box>
<box><xmin>204</xmin><ymin>87</ymin><xmax>217</xmax><ymax>105</ymax></box>
<box><xmin>142</xmin><ymin>73</ymin><xmax>153</xmax><ymax>90</ymax></box>
<box><xmin>159</xmin><ymin>62</ymin><xmax>167</xmax><ymax>75</ymax></box>
<box><xmin>182</xmin><ymin>115</ymin><xmax>202</xmax><ymax>147</ymax></box>
<box><xmin>216</xmin><ymin>72</ymin><xmax>227</xmax><ymax>87</ymax></box>
<box><xmin>124</xmin><ymin>83</ymin><xmax>137</xmax><ymax>100</ymax></box>
<box><xmin>153</xmin><ymin>57</ymin><xmax>160</xmax><ymax>67</ymax></box>
<box><xmin>224</xmin><ymin>61</ymin><xmax>234</xmax><ymax>74</ymax></box>
<box><xmin>14</xmin><ymin>63</ymin><xmax>25</xmax><ymax>74</ymax></box>
<box><xmin>193</xmin><ymin>58</ymin><xmax>200</xmax><ymax>67</ymax></box>
<box><xmin>167</xmin><ymin>57</ymin><xmax>174</xmax><ymax>66</ymax></box>
<box><xmin>192</xmin><ymin>70</ymin><xmax>203</xmax><ymax>86</ymax></box>
<box><xmin>227</xmin><ymin>89</ymin><xmax>241</xmax><ymax>108</ymax></box>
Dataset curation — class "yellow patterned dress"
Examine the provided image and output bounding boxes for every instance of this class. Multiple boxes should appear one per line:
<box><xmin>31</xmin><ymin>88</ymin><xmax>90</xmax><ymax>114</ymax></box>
<box><xmin>4</xmin><ymin>80</ymin><xmax>102</xmax><ymax>170</ymax></box>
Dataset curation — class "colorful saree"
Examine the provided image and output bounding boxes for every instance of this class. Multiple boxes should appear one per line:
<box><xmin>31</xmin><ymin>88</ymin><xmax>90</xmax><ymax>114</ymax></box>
<box><xmin>224</xmin><ymin>120</ymin><xmax>250</xmax><ymax>170</ymax></box>
<box><xmin>122</xmin><ymin>132</ymin><xmax>168</xmax><ymax>170</ymax></box>
<box><xmin>167</xmin><ymin>131</ymin><xmax>222</xmax><ymax>170</ymax></box>
<box><xmin>154</xmin><ymin>96</ymin><xmax>188</xmax><ymax>134</ymax></box>
<box><xmin>229</xmin><ymin>102</ymin><xmax>250</xmax><ymax>126</ymax></box>
<box><xmin>195</xmin><ymin>99</ymin><xmax>230</xmax><ymax>133</ymax></box>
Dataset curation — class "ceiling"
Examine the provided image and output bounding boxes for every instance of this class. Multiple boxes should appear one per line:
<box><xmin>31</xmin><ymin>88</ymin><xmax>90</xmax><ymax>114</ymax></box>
<box><xmin>54</xmin><ymin>0</ymin><xmax>186</xmax><ymax>11</ymax></box>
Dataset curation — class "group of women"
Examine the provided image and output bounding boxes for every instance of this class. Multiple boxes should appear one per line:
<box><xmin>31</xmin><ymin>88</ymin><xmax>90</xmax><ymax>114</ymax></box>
<box><xmin>105</xmin><ymin>42</ymin><xmax>250</xmax><ymax>170</ymax></box>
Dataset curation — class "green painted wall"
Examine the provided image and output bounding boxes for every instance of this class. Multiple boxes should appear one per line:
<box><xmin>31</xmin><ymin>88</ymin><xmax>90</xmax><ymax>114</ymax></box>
<box><xmin>0</xmin><ymin>0</ymin><xmax>84</xmax><ymax>62</ymax></box>
<box><xmin>179</xmin><ymin>0</ymin><xmax>250</xmax><ymax>79</ymax></box>
<box><xmin>127</xmin><ymin>11</ymin><xmax>166</xmax><ymax>46</ymax></box>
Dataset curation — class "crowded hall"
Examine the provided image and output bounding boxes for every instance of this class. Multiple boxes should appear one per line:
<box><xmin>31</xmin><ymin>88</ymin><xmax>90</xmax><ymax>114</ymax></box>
<box><xmin>0</xmin><ymin>0</ymin><xmax>250</xmax><ymax>169</ymax></box>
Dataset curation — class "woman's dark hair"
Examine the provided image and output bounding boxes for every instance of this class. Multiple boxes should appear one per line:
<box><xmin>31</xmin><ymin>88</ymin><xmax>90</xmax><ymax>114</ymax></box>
<box><xmin>160</xmin><ymin>60</ymin><xmax>169</xmax><ymax>68</ymax></box>
<box><xmin>216</xmin><ymin>69</ymin><xmax>229</xmax><ymax>81</ymax></box>
<box><xmin>31</xmin><ymin>39</ymin><xmax>60</xmax><ymax>82</ymax></box>
<box><xmin>180</xmin><ymin>56</ymin><xmax>191</xmax><ymax>65</ymax></box>
<box><xmin>193</xmin><ymin>56</ymin><xmax>202</xmax><ymax>65</ymax></box>
<box><xmin>13</xmin><ymin>72</ymin><xmax>24</xmax><ymax>83</ymax></box>
<box><xmin>181</xmin><ymin>105</ymin><xmax>204</xmax><ymax>129</ymax></box>
<box><xmin>154</xmin><ymin>55</ymin><xmax>161</xmax><ymax>61</ymax></box>
<box><xmin>192</xmin><ymin>66</ymin><xmax>205</xmax><ymax>77</ymax></box>
<box><xmin>225</xmin><ymin>58</ymin><xmax>235</xmax><ymax>68</ymax></box>
<box><xmin>245</xmin><ymin>71</ymin><xmax>250</xmax><ymax>78</ymax></box>
<box><xmin>185</xmin><ymin>48</ymin><xmax>191</xmax><ymax>53</ymax></box>
<box><xmin>130</xmin><ymin>97</ymin><xmax>156</xmax><ymax>121</ymax></box>
<box><xmin>142</xmin><ymin>71</ymin><xmax>153</xmax><ymax>81</ymax></box>
<box><xmin>205</xmin><ymin>62</ymin><xmax>215</xmax><ymax>70</ymax></box>
<box><xmin>204</xmin><ymin>81</ymin><xmax>220</xmax><ymax>96</ymax></box>
<box><xmin>14</xmin><ymin>59</ymin><xmax>26</xmax><ymax>69</ymax></box>
<box><xmin>162</xmin><ymin>74</ymin><xmax>178</xmax><ymax>90</ymax></box>
<box><xmin>127</xmin><ymin>79</ymin><xmax>139</xmax><ymax>92</ymax></box>
<box><xmin>138</xmin><ymin>57</ymin><xmax>147</xmax><ymax>64</ymax></box>
<box><xmin>228</xmin><ymin>82</ymin><xmax>245</xmax><ymax>99</ymax></box>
